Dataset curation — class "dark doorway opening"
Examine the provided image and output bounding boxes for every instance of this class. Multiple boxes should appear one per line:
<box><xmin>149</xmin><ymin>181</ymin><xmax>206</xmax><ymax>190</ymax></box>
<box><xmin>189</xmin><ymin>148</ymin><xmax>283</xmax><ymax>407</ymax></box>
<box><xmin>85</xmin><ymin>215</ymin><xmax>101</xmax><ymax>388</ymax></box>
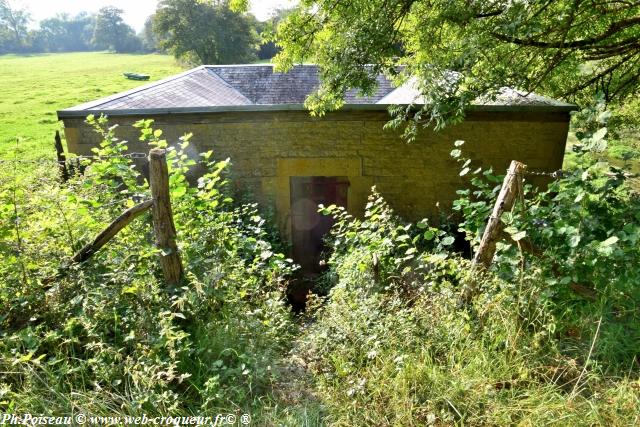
<box><xmin>287</xmin><ymin>176</ymin><xmax>349</xmax><ymax>311</ymax></box>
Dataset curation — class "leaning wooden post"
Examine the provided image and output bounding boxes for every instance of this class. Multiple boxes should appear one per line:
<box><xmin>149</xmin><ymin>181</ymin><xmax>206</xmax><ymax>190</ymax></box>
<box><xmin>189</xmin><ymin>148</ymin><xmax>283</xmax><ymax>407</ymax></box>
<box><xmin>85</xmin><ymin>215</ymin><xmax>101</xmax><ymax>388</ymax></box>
<box><xmin>43</xmin><ymin>200</ymin><xmax>153</xmax><ymax>286</ymax></box>
<box><xmin>54</xmin><ymin>131</ymin><xmax>69</xmax><ymax>182</ymax></box>
<box><xmin>473</xmin><ymin>160</ymin><xmax>527</xmax><ymax>268</ymax></box>
<box><xmin>72</xmin><ymin>200</ymin><xmax>153</xmax><ymax>264</ymax></box>
<box><xmin>148</xmin><ymin>148</ymin><xmax>183</xmax><ymax>286</ymax></box>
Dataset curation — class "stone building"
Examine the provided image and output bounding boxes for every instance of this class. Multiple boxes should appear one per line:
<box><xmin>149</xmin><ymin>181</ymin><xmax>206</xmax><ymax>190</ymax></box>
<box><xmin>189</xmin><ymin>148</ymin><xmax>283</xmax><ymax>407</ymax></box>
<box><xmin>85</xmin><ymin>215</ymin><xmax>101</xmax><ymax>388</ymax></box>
<box><xmin>58</xmin><ymin>65</ymin><xmax>575</xmax><ymax>271</ymax></box>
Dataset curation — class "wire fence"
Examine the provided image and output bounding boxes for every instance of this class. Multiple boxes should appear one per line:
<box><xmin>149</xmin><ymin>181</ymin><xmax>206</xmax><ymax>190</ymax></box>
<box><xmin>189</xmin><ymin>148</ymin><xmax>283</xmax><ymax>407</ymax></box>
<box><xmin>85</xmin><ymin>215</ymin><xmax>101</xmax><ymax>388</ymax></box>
<box><xmin>0</xmin><ymin>152</ymin><xmax>148</xmax><ymax>165</ymax></box>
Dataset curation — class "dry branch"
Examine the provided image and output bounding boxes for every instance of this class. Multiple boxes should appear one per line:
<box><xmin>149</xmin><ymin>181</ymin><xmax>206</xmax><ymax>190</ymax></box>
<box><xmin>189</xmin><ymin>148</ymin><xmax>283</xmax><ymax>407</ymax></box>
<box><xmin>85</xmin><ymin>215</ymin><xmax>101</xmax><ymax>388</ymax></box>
<box><xmin>43</xmin><ymin>200</ymin><xmax>152</xmax><ymax>285</ymax></box>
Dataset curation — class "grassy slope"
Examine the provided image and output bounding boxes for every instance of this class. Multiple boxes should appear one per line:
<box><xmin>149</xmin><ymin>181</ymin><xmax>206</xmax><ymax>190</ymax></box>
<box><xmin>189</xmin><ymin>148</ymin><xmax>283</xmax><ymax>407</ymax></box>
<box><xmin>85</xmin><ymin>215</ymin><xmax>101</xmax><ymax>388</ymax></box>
<box><xmin>0</xmin><ymin>52</ymin><xmax>184</xmax><ymax>160</ymax></box>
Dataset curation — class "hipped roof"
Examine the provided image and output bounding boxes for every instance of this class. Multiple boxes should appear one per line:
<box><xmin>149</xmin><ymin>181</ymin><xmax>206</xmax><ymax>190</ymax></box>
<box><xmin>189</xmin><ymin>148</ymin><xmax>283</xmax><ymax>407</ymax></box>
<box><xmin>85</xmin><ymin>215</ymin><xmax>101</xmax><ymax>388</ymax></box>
<box><xmin>58</xmin><ymin>64</ymin><xmax>577</xmax><ymax>118</ymax></box>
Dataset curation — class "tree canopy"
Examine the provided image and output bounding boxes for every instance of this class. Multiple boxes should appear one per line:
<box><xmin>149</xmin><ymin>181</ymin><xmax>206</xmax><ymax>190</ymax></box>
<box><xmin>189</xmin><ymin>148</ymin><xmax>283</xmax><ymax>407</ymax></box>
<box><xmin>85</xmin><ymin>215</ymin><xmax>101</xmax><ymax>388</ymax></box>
<box><xmin>93</xmin><ymin>6</ymin><xmax>141</xmax><ymax>53</ymax></box>
<box><xmin>0</xmin><ymin>0</ymin><xmax>30</xmax><ymax>53</ymax></box>
<box><xmin>35</xmin><ymin>13</ymin><xmax>95</xmax><ymax>52</ymax></box>
<box><xmin>269</xmin><ymin>0</ymin><xmax>640</xmax><ymax>129</ymax></box>
<box><xmin>0</xmin><ymin>2</ymin><xmax>141</xmax><ymax>54</ymax></box>
<box><xmin>154</xmin><ymin>0</ymin><xmax>259</xmax><ymax>65</ymax></box>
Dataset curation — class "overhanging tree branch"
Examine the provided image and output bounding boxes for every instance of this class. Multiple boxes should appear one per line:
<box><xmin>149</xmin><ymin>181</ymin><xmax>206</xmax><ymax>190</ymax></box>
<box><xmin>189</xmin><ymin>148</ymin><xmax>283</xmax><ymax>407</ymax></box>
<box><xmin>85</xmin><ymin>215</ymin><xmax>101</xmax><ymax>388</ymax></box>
<box><xmin>492</xmin><ymin>16</ymin><xmax>640</xmax><ymax>50</ymax></box>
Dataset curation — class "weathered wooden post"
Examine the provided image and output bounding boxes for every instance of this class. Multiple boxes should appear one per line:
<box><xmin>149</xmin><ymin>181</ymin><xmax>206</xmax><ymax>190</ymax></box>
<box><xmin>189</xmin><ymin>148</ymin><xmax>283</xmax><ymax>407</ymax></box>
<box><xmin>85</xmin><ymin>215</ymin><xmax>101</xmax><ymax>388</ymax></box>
<box><xmin>54</xmin><ymin>131</ymin><xmax>69</xmax><ymax>182</ymax></box>
<box><xmin>71</xmin><ymin>200</ymin><xmax>153</xmax><ymax>264</ymax></box>
<box><xmin>148</xmin><ymin>148</ymin><xmax>183</xmax><ymax>286</ymax></box>
<box><xmin>473</xmin><ymin>160</ymin><xmax>527</xmax><ymax>268</ymax></box>
<box><xmin>461</xmin><ymin>160</ymin><xmax>526</xmax><ymax>302</ymax></box>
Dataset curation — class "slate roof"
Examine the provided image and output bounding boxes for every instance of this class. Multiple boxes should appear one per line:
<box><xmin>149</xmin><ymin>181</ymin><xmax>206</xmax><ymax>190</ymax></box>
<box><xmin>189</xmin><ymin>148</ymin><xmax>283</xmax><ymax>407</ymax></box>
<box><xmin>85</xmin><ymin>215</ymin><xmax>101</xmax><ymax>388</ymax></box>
<box><xmin>58</xmin><ymin>64</ymin><xmax>576</xmax><ymax>118</ymax></box>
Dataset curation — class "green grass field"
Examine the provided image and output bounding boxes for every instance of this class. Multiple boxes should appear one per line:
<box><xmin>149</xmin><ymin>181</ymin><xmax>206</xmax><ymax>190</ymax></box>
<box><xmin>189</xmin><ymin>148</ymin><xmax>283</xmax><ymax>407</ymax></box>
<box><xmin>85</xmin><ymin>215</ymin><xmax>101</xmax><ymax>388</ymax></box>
<box><xmin>0</xmin><ymin>52</ymin><xmax>184</xmax><ymax>160</ymax></box>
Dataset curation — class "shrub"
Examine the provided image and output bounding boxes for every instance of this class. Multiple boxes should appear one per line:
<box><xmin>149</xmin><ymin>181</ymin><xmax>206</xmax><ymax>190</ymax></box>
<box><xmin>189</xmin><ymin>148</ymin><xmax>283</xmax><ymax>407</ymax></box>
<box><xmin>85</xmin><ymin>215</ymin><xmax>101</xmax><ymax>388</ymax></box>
<box><xmin>301</xmin><ymin>187</ymin><xmax>639</xmax><ymax>425</ymax></box>
<box><xmin>0</xmin><ymin>116</ymin><xmax>295</xmax><ymax>416</ymax></box>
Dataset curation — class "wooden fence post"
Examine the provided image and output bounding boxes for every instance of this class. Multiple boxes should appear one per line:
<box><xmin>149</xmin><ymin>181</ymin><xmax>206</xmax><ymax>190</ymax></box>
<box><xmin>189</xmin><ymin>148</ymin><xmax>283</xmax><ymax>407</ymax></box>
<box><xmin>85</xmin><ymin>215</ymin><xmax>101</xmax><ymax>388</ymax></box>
<box><xmin>148</xmin><ymin>148</ymin><xmax>183</xmax><ymax>286</ymax></box>
<box><xmin>461</xmin><ymin>160</ymin><xmax>526</xmax><ymax>303</ymax></box>
<box><xmin>54</xmin><ymin>131</ymin><xmax>69</xmax><ymax>182</ymax></box>
<box><xmin>71</xmin><ymin>200</ymin><xmax>153</xmax><ymax>263</ymax></box>
<box><xmin>473</xmin><ymin>160</ymin><xmax>527</xmax><ymax>268</ymax></box>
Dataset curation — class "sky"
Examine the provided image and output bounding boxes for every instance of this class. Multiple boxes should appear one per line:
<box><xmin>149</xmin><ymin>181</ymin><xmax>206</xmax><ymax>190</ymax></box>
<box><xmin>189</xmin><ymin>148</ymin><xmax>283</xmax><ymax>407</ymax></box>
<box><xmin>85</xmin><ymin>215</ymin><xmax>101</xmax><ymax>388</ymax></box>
<box><xmin>11</xmin><ymin>0</ymin><xmax>297</xmax><ymax>32</ymax></box>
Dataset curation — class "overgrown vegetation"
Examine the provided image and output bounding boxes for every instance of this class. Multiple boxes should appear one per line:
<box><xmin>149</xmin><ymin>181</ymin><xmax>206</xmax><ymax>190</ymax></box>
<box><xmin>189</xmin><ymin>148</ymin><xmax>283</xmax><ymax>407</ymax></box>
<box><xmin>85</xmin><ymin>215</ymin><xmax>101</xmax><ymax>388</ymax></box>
<box><xmin>1</xmin><ymin>117</ymin><xmax>296</xmax><ymax>418</ymax></box>
<box><xmin>298</xmin><ymin>108</ymin><xmax>640</xmax><ymax>425</ymax></box>
<box><xmin>1</xmin><ymin>104</ymin><xmax>639</xmax><ymax>424</ymax></box>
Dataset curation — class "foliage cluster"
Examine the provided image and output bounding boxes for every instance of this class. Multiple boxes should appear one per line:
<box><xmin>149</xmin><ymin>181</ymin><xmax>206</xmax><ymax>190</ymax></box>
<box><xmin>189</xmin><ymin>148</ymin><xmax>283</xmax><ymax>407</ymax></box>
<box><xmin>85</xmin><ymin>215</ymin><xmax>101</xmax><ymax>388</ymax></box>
<box><xmin>92</xmin><ymin>7</ymin><xmax>141</xmax><ymax>54</ymax></box>
<box><xmin>153</xmin><ymin>0</ymin><xmax>259</xmax><ymax>65</ymax></box>
<box><xmin>302</xmin><ymin>189</ymin><xmax>638</xmax><ymax>424</ymax></box>
<box><xmin>152</xmin><ymin>0</ymin><xmax>293</xmax><ymax>65</ymax></box>
<box><xmin>298</xmin><ymin>108</ymin><xmax>640</xmax><ymax>425</ymax></box>
<box><xmin>273</xmin><ymin>0</ymin><xmax>639</xmax><ymax>135</ymax></box>
<box><xmin>0</xmin><ymin>117</ymin><xmax>295</xmax><ymax>417</ymax></box>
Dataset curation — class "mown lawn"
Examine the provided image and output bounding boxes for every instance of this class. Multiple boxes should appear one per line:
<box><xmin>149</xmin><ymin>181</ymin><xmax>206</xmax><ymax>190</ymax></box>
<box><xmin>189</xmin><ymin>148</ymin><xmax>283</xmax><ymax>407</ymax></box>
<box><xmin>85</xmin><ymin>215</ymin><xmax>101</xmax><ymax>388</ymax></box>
<box><xmin>0</xmin><ymin>52</ymin><xmax>184</xmax><ymax>160</ymax></box>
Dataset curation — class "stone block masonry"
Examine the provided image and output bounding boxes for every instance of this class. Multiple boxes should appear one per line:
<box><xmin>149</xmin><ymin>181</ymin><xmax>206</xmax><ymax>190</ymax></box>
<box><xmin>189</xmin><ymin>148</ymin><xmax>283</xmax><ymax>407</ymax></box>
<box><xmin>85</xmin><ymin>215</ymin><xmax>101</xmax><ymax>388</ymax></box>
<box><xmin>62</xmin><ymin>110</ymin><xmax>569</xmax><ymax>241</ymax></box>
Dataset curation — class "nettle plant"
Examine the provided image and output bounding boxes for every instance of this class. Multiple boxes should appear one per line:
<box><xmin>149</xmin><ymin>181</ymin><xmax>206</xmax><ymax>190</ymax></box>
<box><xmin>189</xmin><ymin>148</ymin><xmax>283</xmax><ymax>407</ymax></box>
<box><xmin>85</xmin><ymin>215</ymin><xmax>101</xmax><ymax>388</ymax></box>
<box><xmin>452</xmin><ymin>108</ymin><xmax>640</xmax><ymax>367</ymax></box>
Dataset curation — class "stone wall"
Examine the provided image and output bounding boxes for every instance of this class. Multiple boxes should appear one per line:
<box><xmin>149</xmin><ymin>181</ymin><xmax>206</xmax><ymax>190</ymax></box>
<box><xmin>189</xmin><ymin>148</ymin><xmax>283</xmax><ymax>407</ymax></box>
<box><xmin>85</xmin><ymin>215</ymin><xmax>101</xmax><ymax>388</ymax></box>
<box><xmin>62</xmin><ymin>110</ymin><xmax>569</xmax><ymax>240</ymax></box>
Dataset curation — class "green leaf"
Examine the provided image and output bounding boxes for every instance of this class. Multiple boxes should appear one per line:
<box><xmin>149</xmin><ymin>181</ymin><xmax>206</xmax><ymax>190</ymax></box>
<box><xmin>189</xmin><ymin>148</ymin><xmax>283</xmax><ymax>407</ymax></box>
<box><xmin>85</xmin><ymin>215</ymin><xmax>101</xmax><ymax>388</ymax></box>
<box><xmin>423</xmin><ymin>229</ymin><xmax>435</xmax><ymax>240</ymax></box>
<box><xmin>450</xmin><ymin>149</ymin><xmax>461</xmax><ymax>158</ymax></box>
<box><xmin>171</xmin><ymin>186</ymin><xmax>187</xmax><ymax>198</ymax></box>
<box><xmin>229</xmin><ymin>0</ymin><xmax>249</xmax><ymax>12</ymax></box>
<box><xmin>504</xmin><ymin>226</ymin><xmax>518</xmax><ymax>235</ymax></box>
<box><xmin>569</xmin><ymin>234</ymin><xmax>581</xmax><ymax>248</ymax></box>
<box><xmin>512</xmin><ymin>230</ymin><xmax>526</xmax><ymax>241</ymax></box>
<box><xmin>592</xmin><ymin>127</ymin><xmax>607</xmax><ymax>141</ymax></box>
<box><xmin>600</xmin><ymin>236</ymin><xmax>619</xmax><ymax>246</ymax></box>
<box><xmin>441</xmin><ymin>236</ymin><xmax>455</xmax><ymax>246</ymax></box>
<box><xmin>454</xmin><ymin>140</ymin><xmax>465</xmax><ymax>147</ymax></box>
<box><xmin>597</xmin><ymin>110</ymin><xmax>611</xmax><ymax>124</ymax></box>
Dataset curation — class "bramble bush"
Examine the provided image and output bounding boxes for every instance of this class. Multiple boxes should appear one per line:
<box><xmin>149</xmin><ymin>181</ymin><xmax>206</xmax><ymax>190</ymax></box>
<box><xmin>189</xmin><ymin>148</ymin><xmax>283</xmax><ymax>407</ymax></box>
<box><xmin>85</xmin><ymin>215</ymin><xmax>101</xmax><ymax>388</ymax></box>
<box><xmin>0</xmin><ymin>116</ymin><xmax>295</xmax><ymax>417</ymax></box>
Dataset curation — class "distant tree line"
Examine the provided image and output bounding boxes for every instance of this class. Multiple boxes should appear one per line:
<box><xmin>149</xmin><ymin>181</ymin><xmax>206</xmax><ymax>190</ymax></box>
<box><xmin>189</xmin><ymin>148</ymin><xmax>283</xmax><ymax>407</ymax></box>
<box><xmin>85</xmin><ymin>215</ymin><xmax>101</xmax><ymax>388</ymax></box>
<box><xmin>0</xmin><ymin>2</ymin><xmax>143</xmax><ymax>54</ymax></box>
<box><xmin>0</xmin><ymin>0</ymin><xmax>291</xmax><ymax>64</ymax></box>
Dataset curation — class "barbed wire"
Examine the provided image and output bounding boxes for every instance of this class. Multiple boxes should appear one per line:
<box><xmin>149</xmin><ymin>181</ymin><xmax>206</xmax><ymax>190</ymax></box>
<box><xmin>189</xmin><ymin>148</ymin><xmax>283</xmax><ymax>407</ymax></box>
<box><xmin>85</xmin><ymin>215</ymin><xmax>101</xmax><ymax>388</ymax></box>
<box><xmin>524</xmin><ymin>169</ymin><xmax>564</xmax><ymax>179</ymax></box>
